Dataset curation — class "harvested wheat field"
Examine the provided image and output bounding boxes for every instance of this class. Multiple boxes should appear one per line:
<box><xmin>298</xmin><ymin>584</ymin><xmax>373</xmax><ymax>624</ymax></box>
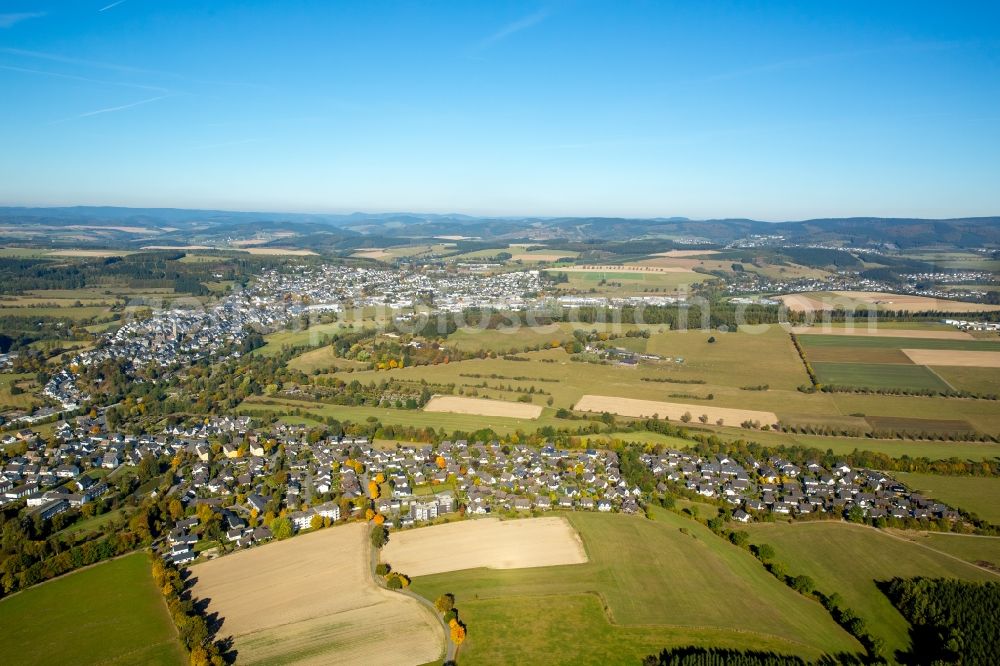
<box><xmin>902</xmin><ymin>349</ymin><xmax>1000</xmax><ymax>368</ymax></box>
<box><xmin>791</xmin><ymin>326</ymin><xmax>974</xmax><ymax>340</ymax></box>
<box><xmin>574</xmin><ymin>394</ymin><xmax>779</xmax><ymax>426</ymax></box>
<box><xmin>382</xmin><ymin>517</ymin><xmax>588</xmax><ymax>576</ymax></box>
<box><xmin>558</xmin><ymin>264</ymin><xmax>692</xmax><ymax>273</ymax></box>
<box><xmin>423</xmin><ymin>395</ymin><xmax>542</xmax><ymax>419</ymax></box>
<box><xmin>191</xmin><ymin>523</ymin><xmax>442</xmax><ymax>666</ymax></box>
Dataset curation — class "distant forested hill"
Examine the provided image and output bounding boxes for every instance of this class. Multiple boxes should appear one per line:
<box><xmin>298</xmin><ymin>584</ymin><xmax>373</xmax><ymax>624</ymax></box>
<box><xmin>0</xmin><ymin>206</ymin><xmax>996</xmax><ymax>249</ymax></box>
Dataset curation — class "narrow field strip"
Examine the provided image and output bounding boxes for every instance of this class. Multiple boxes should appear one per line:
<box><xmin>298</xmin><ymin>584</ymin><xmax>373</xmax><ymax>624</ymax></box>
<box><xmin>573</xmin><ymin>394</ymin><xmax>779</xmax><ymax>426</ymax></box>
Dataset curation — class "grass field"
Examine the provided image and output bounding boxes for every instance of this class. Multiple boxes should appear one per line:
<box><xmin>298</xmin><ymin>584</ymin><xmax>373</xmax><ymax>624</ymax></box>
<box><xmin>0</xmin><ymin>552</ymin><xmax>185</xmax><ymax>665</ymax></box>
<box><xmin>546</xmin><ymin>268</ymin><xmax>708</xmax><ymax>296</ymax></box>
<box><xmin>0</xmin><ymin>305</ymin><xmax>111</xmax><ymax>319</ymax></box>
<box><xmin>864</xmin><ymin>415</ymin><xmax>974</xmax><ymax>434</ymax></box>
<box><xmin>681</xmin><ymin>425</ymin><xmax>1000</xmax><ymax>461</ymax></box>
<box><xmin>897</xmin><ymin>533</ymin><xmax>1000</xmax><ymax>568</ymax></box>
<box><xmin>238</xmin><ymin>395</ymin><xmax>564</xmax><ymax>435</ymax></box>
<box><xmin>929</xmin><ymin>365</ymin><xmax>1000</xmax><ymax>393</ymax></box>
<box><xmin>894</xmin><ymin>472</ymin><xmax>1000</xmax><ymax>524</ymax></box>
<box><xmin>287</xmin><ymin>346</ymin><xmax>371</xmax><ymax>373</ymax></box>
<box><xmin>409</xmin><ymin>510</ymin><xmax>860</xmax><ymax>664</ymax></box>
<box><xmin>812</xmin><ymin>362</ymin><xmax>951</xmax><ymax>391</ymax></box>
<box><xmin>0</xmin><ymin>373</ymin><xmax>44</xmax><ymax>411</ymax></box>
<box><xmin>745</xmin><ymin>522</ymin><xmax>998</xmax><ymax>659</ymax></box>
<box><xmin>645</xmin><ymin>327</ymin><xmax>809</xmax><ymax>390</ymax></box>
<box><xmin>254</xmin><ymin>322</ymin><xmax>360</xmax><ymax>356</ymax></box>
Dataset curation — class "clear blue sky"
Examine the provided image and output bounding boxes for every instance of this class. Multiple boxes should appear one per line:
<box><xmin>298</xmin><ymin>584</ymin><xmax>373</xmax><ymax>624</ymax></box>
<box><xmin>1</xmin><ymin>1</ymin><xmax>998</xmax><ymax>219</ymax></box>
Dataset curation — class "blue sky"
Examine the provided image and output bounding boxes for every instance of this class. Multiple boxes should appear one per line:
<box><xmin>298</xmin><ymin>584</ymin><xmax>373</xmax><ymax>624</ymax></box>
<box><xmin>0</xmin><ymin>1</ymin><xmax>998</xmax><ymax>219</ymax></box>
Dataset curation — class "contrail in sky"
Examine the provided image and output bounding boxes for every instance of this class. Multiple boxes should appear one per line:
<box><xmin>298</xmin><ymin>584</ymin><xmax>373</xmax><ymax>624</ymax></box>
<box><xmin>50</xmin><ymin>94</ymin><xmax>172</xmax><ymax>124</ymax></box>
<box><xmin>99</xmin><ymin>0</ymin><xmax>129</xmax><ymax>12</ymax></box>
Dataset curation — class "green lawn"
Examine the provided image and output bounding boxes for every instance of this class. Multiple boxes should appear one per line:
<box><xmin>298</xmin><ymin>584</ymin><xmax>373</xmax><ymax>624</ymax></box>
<box><xmin>409</xmin><ymin>510</ymin><xmax>860</xmax><ymax>664</ymax></box>
<box><xmin>745</xmin><ymin>522</ymin><xmax>997</xmax><ymax>660</ymax></box>
<box><xmin>0</xmin><ymin>552</ymin><xmax>185</xmax><ymax>665</ymax></box>
<box><xmin>812</xmin><ymin>362</ymin><xmax>951</xmax><ymax>391</ymax></box>
<box><xmin>894</xmin><ymin>472</ymin><xmax>1000</xmax><ymax>524</ymax></box>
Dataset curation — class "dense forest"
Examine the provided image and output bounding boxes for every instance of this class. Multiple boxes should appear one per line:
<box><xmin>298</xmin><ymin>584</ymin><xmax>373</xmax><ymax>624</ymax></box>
<box><xmin>884</xmin><ymin>577</ymin><xmax>1000</xmax><ymax>665</ymax></box>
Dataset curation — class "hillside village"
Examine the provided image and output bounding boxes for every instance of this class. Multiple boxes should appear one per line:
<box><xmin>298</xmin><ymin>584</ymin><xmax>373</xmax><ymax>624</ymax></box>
<box><xmin>0</xmin><ymin>410</ymin><xmax>967</xmax><ymax>568</ymax></box>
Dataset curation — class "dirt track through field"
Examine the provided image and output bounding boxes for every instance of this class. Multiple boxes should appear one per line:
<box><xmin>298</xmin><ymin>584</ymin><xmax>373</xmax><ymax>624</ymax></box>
<box><xmin>902</xmin><ymin>349</ymin><xmax>1000</xmax><ymax>368</ymax></box>
<box><xmin>382</xmin><ymin>517</ymin><xmax>588</xmax><ymax>576</ymax></box>
<box><xmin>791</xmin><ymin>326</ymin><xmax>974</xmax><ymax>340</ymax></box>
<box><xmin>423</xmin><ymin>395</ymin><xmax>542</xmax><ymax>419</ymax></box>
<box><xmin>191</xmin><ymin>523</ymin><xmax>442</xmax><ymax>665</ymax></box>
<box><xmin>574</xmin><ymin>394</ymin><xmax>779</xmax><ymax>426</ymax></box>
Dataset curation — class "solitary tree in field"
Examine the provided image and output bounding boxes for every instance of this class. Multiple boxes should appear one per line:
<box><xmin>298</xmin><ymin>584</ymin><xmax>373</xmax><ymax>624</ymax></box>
<box><xmin>680</xmin><ymin>411</ymin><xmax>692</xmax><ymax>423</ymax></box>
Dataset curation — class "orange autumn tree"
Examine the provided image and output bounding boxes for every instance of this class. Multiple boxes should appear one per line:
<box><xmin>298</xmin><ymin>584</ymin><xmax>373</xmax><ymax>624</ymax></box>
<box><xmin>449</xmin><ymin>619</ymin><xmax>466</xmax><ymax>645</ymax></box>
<box><xmin>368</xmin><ymin>480</ymin><xmax>381</xmax><ymax>498</ymax></box>
<box><xmin>435</xmin><ymin>456</ymin><xmax>446</xmax><ymax>469</ymax></box>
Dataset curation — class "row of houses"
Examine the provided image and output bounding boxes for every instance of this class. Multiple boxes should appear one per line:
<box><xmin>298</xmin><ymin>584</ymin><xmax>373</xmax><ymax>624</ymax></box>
<box><xmin>641</xmin><ymin>450</ymin><xmax>960</xmax><ymax>522</ymax></box>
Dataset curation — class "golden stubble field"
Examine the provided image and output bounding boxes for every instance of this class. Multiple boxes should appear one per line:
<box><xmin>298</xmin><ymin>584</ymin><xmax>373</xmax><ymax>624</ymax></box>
<box><xmin>191</xmin><ymin>523</ymin><xmax>442</xmax><ymax>666</ymax></box>
<box><xmin>382</xmin><ymin>517</ymin><xmax>588</xmax><ymax>576</ymax></box>
<box><xmin>574</xmin><ymin>394</ymin><xmax>779</xmax><ymax>426</ymax></box>
<box><xmin>901</xmin><ymin>349</ymin><xmax>1000</xmax><ymax>368</ymax></box>
<box><xmin>424</xmin><ymin>395</ymin><xmax>543</xmax><ymax>419</ymax></box>
<box><xmin>790</xmin><ymin>326</ymin><xmax>974</xmax><ymax>340</ymax></box>
<box><xmin>780</xmin><ymin>291</ymin><xmax>1000</xmax><ymax>313</ymax></box>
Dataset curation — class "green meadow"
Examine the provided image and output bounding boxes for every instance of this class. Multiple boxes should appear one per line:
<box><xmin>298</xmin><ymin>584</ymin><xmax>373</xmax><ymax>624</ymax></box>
<box><xmin>0</xmin><ymin>552</ymin><xmax>185</xmax><ymax>665</ymax></box>
<box><xmin>409</xmin><ymin>510</ymin><xmax>860</xmax><ymax>664</ymax></box>
<box><xmin>745</xmin><ymin>522</ymin><xmax>997</xmax><ymax>659</ymax></box>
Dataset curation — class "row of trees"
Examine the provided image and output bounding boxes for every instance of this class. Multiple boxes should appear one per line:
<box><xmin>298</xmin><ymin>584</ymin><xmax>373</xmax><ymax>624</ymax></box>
<box><xmin>151</xmin><ymin>557</ymin><xmax>227</xmax><ymax>665</ymax></box>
